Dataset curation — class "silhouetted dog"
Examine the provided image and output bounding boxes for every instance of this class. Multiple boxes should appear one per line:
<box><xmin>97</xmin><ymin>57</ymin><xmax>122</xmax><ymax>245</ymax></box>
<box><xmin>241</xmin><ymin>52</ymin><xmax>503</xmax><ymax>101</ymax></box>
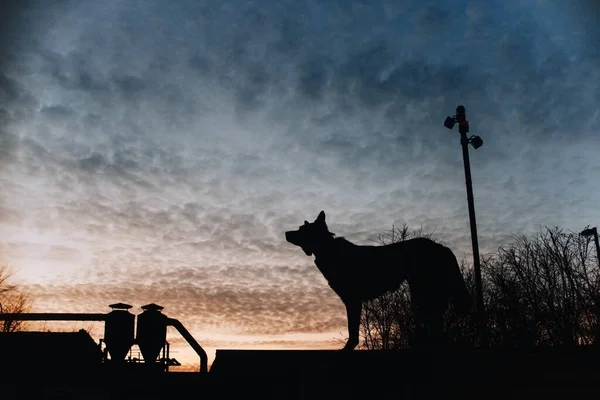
<box><xmin>285</xmin><ymin>210</ymin><xmax>471</xmax><ymax>350</ymax></box>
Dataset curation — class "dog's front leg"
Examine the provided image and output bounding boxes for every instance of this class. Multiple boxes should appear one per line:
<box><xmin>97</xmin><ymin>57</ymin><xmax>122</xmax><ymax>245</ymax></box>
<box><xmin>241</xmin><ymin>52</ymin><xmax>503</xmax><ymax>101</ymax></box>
<box><xmin>341</xmin><ymin>300</ymin><xmax>361</xmax><ymax>351</ymax></box>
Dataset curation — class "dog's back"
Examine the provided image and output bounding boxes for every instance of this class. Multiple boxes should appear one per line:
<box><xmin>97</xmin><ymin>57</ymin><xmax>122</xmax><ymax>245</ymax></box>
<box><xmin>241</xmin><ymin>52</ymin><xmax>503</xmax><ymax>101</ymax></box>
<box><xmin>315</xmin><ymin>237</ymin><xmax>470</xmax><ymax>312</ymax></box>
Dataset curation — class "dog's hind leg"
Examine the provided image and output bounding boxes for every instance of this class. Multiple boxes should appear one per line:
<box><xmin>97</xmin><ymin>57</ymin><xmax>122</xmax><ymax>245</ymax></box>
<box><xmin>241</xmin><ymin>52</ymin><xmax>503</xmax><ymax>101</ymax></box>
<box><xmin>341</xmin><ymin>300</ymin><xmax>362</xmax><ymax>351</ymax></box>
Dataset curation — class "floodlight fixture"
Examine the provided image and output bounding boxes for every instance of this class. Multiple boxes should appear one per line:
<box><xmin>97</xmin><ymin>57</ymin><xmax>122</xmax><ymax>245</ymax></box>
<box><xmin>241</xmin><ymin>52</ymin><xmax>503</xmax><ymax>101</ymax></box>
<box><xmin>469</xmin><ymin>135</ymin><xmax>483</xmax><ymax>149</ymax></box>
<box><xmin>580</xmin><ymin>227</ymin><xmax>597</xmax><ymax>237</ymax></box>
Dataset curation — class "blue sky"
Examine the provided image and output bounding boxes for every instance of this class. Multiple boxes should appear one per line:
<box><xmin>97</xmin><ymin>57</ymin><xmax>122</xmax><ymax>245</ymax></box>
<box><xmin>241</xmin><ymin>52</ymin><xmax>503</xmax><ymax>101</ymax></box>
<box><xmin>1</xmin><ymin>0</ymin><xmax>599</xmax><ymax>370</ymax></box>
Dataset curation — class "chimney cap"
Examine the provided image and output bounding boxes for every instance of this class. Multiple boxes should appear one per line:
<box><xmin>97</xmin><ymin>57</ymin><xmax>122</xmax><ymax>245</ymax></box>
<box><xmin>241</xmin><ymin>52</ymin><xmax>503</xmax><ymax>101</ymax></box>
<box><xmin>141</xmin><ymin>303</ymin><xmax>164</xmax><ymax>312</ymax></box>
<box><xmin>109</xmin><ymin>302</ymin><xmax>133</xmax><ymax>310</ymax></box>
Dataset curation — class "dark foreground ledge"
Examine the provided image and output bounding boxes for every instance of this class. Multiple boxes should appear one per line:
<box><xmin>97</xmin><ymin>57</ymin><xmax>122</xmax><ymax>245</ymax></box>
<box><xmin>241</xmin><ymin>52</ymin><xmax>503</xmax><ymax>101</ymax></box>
<box><xmin>209</xmin><ymin>348</ymin><xmax>600</xmax><ymax>399</ymax></box>
<box><xmin>3</xmin><ymin>348</ymin><xmax>600</xmax><ymax>399</ymax></box>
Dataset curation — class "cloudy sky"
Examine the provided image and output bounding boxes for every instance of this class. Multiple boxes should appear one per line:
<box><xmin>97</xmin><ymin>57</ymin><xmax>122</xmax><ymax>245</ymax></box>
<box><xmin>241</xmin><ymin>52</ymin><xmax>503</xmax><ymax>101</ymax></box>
<box><xmin>1</xmin><ymin>0</ymin><xmax>599</xmax><ymax>370</ymax></box>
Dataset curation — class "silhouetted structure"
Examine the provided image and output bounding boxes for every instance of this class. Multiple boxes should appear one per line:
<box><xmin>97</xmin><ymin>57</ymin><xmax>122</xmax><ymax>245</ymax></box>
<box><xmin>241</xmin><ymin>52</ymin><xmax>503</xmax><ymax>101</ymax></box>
<box><xmin>137</xmin><ymin>303</ymin><xmax>168</xmax><ymax>365</ymax></box>
<box><xmin>0</xmin><ymin>330</ymin><xmax>103</xmax><ymax>376</ymax></box>
<box><xmin>103</xmin><ymin>302</ymin><xmax>135</xmax><ymax>362</ymax></box>
<box><xmin>285</xmin><ymin>211</ymin><xmax>470</xmax><ymax>351</ymax></box>
<box><xmin>0</xmin><ymin>303</ymin><xmax>208</xmax><ymax>373</ymax></box>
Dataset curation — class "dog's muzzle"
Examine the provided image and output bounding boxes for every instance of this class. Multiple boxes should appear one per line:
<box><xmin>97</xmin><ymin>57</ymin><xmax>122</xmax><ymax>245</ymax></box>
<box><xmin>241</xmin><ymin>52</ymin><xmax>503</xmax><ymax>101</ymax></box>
<box><xmin>285</xmin><ymin>231</ymin><xmax>297</xmax><ymax>244</ymax></box>
<box><xmin>285</xmin><ymin>231</ymin><xmax>312</xmax><ymax>256</ymax></box>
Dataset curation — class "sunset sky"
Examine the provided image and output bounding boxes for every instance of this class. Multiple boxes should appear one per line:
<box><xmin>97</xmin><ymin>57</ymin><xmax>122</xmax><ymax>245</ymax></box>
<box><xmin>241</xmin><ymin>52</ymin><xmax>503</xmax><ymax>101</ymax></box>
<box><xmin>1</xmin><ymin>0</ymin><xmax>599</xmax><ymax>371</ymax></box>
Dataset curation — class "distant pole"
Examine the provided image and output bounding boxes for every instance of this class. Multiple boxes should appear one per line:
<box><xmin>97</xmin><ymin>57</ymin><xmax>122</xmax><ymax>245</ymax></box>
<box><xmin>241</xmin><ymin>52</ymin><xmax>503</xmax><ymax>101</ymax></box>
<box><xmin>593</xmin><ymin>229</ymin><xmax>600</xmax><ymax>271</ymax></box>
<box><xmin>592</xmin><ymin>228</ymin><xmax>600</xmax><ymax>346</ymax></box>
<box><xmin>580</xmin><ymin>226</ymin><xmax>600</xmax><ymax>346</ymax></box>
<box><xmin>581</xmin><ymin>227</ymin><xmax>600</xmax><ymax>271</ymax></box>
<box><xmin>445</xmin><ymin>105</ymin><xmax>489</xmax><ymax>348</ymax></box>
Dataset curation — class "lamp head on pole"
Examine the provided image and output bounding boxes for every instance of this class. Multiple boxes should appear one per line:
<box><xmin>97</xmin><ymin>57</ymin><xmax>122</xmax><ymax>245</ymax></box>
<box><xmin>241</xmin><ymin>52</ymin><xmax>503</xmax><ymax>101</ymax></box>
<box><xmin>444</xmin><ymin>105</ymin><xmax>483</xmax><ymax>149</ymax></box>
<box><xmin>444</xmin><ymin>105</ymin><xmax>467</xmax><ymax>130</ymax></box>
<box><xmin>580</xmin><ymin>227</ymin><xmax>597</xmax><ymax>237</ymax></box>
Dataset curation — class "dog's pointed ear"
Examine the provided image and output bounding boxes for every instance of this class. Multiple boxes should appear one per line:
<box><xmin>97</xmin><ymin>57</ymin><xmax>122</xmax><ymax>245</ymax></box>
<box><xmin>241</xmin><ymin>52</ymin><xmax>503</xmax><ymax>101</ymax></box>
<box><xmin>316</xmin><ymin>210</ymin><xmax>326</xmax><ymax>224</ymax></box>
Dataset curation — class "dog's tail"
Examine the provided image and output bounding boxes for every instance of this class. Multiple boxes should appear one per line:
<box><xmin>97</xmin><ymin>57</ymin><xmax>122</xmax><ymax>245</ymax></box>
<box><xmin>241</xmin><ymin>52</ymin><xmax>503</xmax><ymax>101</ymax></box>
<box><xmin>446</xmin><ymin>247</ymin><xmax>471</xmax><ymax>315</ymax></box>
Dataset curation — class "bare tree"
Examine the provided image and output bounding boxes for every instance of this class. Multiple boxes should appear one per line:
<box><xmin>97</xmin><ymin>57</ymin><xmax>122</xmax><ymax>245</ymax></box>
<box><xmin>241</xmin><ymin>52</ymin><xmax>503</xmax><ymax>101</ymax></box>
<box><xmin>482</xmin><ymin>227</ymin><xmax>599</xmax><ymax>348</ymax></box>
<box><xmin>0</xmin><ymin>263</ymin><xmax>33</xmax><ymax>332</ymax></box>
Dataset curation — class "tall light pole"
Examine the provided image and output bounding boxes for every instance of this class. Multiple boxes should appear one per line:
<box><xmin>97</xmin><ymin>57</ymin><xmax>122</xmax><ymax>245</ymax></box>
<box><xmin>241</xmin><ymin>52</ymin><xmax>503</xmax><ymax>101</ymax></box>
<box><xmin>444</xmin><ymin>105</ymin><xmax>489</xmax><ymax>348</ymax></box>
<box><xmin>580</xmin><ymin>227</ymin><xmax>600</xmax><ymax>270</ymax></box>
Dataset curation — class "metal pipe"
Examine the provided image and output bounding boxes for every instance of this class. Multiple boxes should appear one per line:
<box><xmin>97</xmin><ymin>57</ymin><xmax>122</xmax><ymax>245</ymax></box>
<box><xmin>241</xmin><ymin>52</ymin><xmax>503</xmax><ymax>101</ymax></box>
<box><xmin>166</xmin><ymin>317</ymin><xmax>208</xmax><ymax>373</ymax></box>
<box><xmin>0</xmin><ymin>313</ymin><xmax>107</xmax><ymax>321</ymax></box>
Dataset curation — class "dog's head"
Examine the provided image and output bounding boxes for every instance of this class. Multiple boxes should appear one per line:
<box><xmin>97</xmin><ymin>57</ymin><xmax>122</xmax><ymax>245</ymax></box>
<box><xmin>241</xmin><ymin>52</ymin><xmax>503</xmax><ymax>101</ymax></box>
<box><xmin>285</xmin><ymin>210</ymin><xmax>334</xmax><ymax>256</ymax></box>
